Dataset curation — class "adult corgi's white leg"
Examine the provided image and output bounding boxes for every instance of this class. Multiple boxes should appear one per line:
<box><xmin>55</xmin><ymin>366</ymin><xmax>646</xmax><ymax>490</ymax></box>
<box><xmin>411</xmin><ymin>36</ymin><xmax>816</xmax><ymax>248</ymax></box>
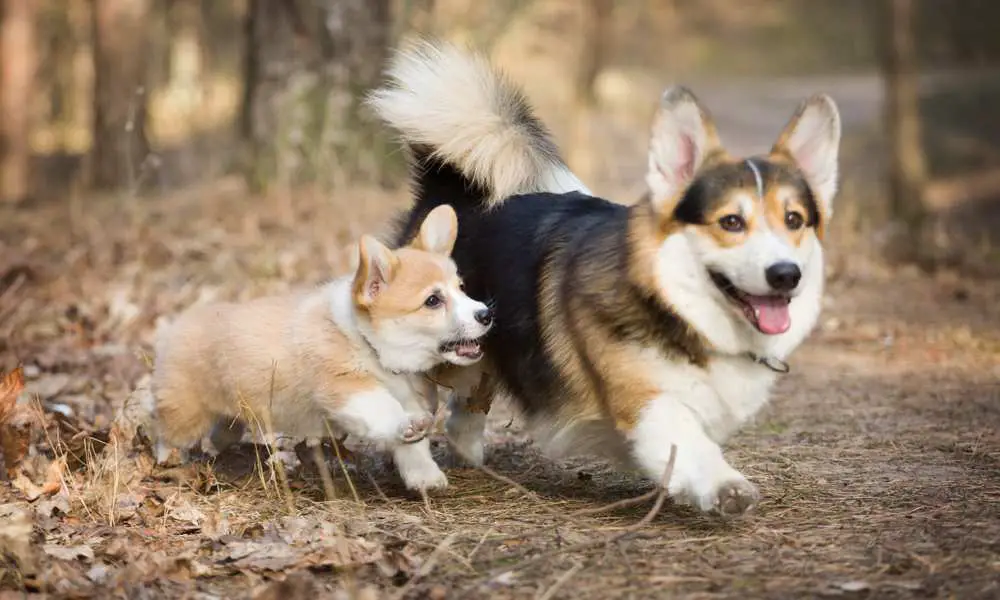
<box><xmin>626</xmin><ymin>382</ymin><xmax>758</xmax><ymax>517</ymax></box>
<box><xmin>445</xmin><ymin>392</ymin><xmax>487</xmax><ymax>467</ymax></box>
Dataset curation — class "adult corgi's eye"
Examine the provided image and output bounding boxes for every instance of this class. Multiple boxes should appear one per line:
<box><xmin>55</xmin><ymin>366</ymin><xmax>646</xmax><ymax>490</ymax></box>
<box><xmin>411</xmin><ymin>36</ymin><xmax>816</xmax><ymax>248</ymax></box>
<box><xmin>424</xmin><ymin>294</ymin><xmax>444</xmax><ymax>309</ymax></box>
<box><xmin>718</xmin><ymin>214</ymin><xmax>746</xmax><ymax>233</ymax></box>
<box><xmin>784</xmin><ymin>211</ymin><xmax>805</xmax><ymax>231</ymax></box>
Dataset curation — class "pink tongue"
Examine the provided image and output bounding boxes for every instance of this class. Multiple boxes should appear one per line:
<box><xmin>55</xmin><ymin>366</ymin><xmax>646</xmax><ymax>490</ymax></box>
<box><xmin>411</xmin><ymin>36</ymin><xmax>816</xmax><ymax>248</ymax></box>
<box><xmin>747</xmin><ymin>296</ymin><xmax>791</xmax><ymax>335</ymax></box>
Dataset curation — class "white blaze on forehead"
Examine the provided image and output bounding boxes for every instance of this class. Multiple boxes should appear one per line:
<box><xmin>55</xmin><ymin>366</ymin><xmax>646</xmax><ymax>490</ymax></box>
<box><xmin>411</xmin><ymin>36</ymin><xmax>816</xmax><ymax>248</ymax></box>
<box><xmin>737</xmin><ymin>194</ymin><xmax>755</xmax><ymax>219</ymax></box>
<box><xmin>745</xmin><ymin>158</ymin><xmax>764</xmax><ymax>201</ymax></box>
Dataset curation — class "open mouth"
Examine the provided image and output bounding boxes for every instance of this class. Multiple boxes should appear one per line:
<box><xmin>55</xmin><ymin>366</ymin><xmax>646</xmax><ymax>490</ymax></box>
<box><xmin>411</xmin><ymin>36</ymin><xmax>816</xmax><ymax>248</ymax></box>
<box><xmin>439</xmin><ymin>337</ymin><xmax>484</xmax><ymax>360</ymax></box>
<box><xmin>709</xmin><ymin>272</ymin><xmax>791</xmax><ymax>335</ymax></box>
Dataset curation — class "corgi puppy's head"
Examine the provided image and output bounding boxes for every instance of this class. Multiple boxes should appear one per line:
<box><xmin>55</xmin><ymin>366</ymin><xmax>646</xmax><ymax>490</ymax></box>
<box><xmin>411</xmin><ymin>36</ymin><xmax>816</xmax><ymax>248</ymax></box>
<box><xmin>352</xmin><ymin>205</ymin><xmax>493</xmax><ymax>372</ymax></box>
<box><xmin>642</xmin><ymin>87</ymin><xmax>840</xmax><ymax>341</ymax></box>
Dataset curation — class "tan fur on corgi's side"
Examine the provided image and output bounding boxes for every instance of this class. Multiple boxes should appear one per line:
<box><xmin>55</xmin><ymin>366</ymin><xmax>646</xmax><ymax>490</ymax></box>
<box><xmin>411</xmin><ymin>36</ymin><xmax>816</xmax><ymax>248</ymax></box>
<box><xmin>150</xmin><ymin>205</ymin><xmax>494</xmax><ymax>492</ymax></box>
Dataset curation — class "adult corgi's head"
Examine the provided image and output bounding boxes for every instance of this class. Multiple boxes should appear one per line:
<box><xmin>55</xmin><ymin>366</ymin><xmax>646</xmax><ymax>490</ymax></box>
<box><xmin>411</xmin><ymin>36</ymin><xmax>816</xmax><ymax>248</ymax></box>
<box><xmin>639</xmin><ymin>86</ymin><xmax>840</xmax><ymax>345</ymax></box>
<box><xmin>352</xmin><ymin>205</ymin><xmax>493</xmax><ymax>372</ymax></box>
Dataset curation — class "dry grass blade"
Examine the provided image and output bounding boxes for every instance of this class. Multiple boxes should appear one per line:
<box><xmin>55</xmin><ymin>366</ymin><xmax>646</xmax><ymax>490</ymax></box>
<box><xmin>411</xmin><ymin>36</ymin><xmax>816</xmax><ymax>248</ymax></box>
<box><xmin>486</xmin><ymin>444</ymin><xmax>678</xmax><ymax>577</ymax></box>
<box><xmin>389</xmin><ymin>531</ymin><xmax>460</xmax><ymax>600</ymax></box>
<box><xmin>536</xmin><ymin>561</ymin><xmax>584</xmax><ymax>600</ymax></box>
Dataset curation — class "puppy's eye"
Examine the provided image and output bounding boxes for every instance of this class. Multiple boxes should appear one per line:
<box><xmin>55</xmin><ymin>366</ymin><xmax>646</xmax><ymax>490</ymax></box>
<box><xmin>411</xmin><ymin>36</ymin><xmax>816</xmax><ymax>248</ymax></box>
<box><xmin>784</xmin><ymin>211</ymin><xmax>805</xmax><ymax>231</ymax></box>
<box><xmin>718</xmin><ymin>215</ymin><xmax>747</xmax><ymax>233</ymax></box>
<box><xmin>424</xmin><ymin>294</ymin><xmax>444</xmax><ymax>309</ymax></box>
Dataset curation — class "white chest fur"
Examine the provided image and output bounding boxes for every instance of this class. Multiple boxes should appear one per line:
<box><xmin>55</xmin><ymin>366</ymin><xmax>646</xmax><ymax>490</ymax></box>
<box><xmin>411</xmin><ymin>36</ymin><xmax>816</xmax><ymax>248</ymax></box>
<box><xmin>651</xmin><ymin>353</ymin><xmax>779</xmax><ymax>446</ymax></box>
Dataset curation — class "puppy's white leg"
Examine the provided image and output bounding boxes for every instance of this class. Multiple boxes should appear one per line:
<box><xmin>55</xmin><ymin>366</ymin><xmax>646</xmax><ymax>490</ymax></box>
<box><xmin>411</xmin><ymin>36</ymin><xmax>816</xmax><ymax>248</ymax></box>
<box><xmin>331</xmin><ymin>388</ymin><xmax>446</xmax><ymax>492</ymax></box>
<box><xmin>628</xmin><ymin>391</ymin><xmax>758</xmax><ymax>517</ymax></box>
<box><xmin>393</xmin><ymin>438</ymin><xmax>448</xmax><ymax>492</ymax></box>
<box><xmin>445</xmin><ymin>392</ymin><xmax>487</xmax><ymax>467</ymax></box>
<box><xmin>333</xmin><ymin>388</ymin><xmax>419</xmax><ymax>444</ymax></box>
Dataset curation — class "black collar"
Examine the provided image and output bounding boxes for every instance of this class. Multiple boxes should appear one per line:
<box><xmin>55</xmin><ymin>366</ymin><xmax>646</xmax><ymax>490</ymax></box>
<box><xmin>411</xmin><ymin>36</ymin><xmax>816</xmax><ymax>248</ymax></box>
<box><xmin>747</xmin><ymin>352</ymin><xmax>790</xmax><ymax>374</ymax></box>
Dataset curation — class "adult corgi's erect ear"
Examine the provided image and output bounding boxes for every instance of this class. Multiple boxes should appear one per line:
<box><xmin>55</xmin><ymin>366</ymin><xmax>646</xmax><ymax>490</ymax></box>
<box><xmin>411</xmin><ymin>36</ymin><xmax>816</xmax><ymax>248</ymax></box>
<box><xmin>354</xmin><ymin>235</ymin><xmax>399</xmax><ymax>306</ymax></box>
<box><xmin>646</xmin><ymin>86</ymin><xmax>723</xmax><ymax>216</ymax></box>
<box><xmin>772</xmin><ymin>94</ymin><xmax>841</xmax><ymax>219</ymax></box>
<box><xmin>409</xmin><ymin>204</ymin><xmax>458</xmax><ymax>256</ymax></box>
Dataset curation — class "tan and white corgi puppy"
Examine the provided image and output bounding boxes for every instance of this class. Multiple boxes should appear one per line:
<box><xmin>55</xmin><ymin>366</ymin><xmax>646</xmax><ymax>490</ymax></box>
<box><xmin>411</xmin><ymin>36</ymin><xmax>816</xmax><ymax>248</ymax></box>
<box><xmin>150</xmin><ymin>204</ymin><xmax>493</xmax><ymax>492</ymax></box>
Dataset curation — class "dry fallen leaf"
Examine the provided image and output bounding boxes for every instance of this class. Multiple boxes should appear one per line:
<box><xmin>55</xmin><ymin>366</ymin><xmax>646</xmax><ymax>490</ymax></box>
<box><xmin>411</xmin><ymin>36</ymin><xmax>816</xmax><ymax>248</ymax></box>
<box><xmin>0</xmin><ymin>367</ymin><xmax>32</xmax><ymax>479</ymax></box>
<box><xmin>0</xmin><ymin>503</ymin><xmax>38</xmax><ymax>575</ymax></box>
<box><xmin>43</xmin><ymin>543</ymin><xmax>96</xmax><ymax>562</ymax></box>
<box><xmin>11</xmin><ymin>456</ymin><xmax>65</xmax><ymax>502</ymax></box>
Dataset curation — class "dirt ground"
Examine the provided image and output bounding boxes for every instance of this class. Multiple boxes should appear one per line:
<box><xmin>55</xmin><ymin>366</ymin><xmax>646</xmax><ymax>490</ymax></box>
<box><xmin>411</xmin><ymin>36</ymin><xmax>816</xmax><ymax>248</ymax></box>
<box><xmin>1</xmin><ymin>173</ymin><xmax>998</xmax><ymax>600</ymax></box>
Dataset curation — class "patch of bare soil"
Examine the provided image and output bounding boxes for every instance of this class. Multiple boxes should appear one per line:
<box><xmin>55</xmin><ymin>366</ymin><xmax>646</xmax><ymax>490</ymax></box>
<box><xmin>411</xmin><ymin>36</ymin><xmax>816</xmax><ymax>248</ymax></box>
<box><xmin>1</xmin><ymin>181</ymin><xmax>998</xmax><ymax>599</ymax></box>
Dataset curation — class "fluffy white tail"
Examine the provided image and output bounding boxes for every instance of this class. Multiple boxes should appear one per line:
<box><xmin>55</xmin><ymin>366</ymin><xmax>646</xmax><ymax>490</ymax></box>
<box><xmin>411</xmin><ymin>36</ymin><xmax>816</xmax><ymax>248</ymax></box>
<box><xmin>368</xmin><ymin>40</ymin><xmax>590</xmax><ymax>206</ymax></box>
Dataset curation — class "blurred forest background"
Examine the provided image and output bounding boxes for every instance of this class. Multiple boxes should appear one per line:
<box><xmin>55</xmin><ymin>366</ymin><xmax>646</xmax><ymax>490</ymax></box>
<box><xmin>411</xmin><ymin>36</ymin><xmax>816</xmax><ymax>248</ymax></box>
<box><xmin>2</xmin><ymin>3</ymin><xmax>1000</xmax><ymax>598</ymax></box>
<box><xmin>2</xmin><ymin>0</ymin><xmax>1000</xmax><ymax>268</ymax></box>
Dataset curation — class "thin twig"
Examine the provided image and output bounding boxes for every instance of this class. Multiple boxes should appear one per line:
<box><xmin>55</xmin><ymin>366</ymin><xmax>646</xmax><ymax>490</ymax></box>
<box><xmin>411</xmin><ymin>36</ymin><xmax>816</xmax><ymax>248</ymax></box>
<box><xmin>448</xmin><ymin>433</ymin><xmax>666</xmax><ymax>544</ymax></box>
<box><xmin>446</xmin><ymin>436</ymin><xmax>570</xmax><ymax>522</ymax></box>
<box><xmin>486</xmin><ymin>444</ymin><xmax>677</xmax><ymax>577</ymax></box>
<box><xmin>536</xmin><ymin>561</ymin><xmax>584</xmax><ymax>600</ymax></box>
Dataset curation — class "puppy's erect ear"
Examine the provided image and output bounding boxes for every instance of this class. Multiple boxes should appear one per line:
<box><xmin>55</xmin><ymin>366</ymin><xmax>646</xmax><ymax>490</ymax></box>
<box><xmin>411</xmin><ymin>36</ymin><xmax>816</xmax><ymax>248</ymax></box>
<box><xmin>646</xmin><ymin>86</ymin><xmax>722</xmax><ymax>215</ymax></box>
<box><xmin>772</xmin><ymin>94</ymin><xmax>841</xmax><ymax>219</ymax></box>
<box><xmin>354</xmin><ymin>235</ymin><xmax>399</xmax><ymax>306</ymax></box>
<box><xmin>409</xmin><ymin>204</ymin><xmax>458</xmax><ymax>256</ymax></box>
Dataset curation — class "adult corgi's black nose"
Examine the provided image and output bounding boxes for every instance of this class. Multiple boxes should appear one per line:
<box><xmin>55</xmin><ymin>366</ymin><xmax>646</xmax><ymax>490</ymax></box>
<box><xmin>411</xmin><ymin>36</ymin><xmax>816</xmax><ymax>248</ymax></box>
<box><xmin>474</xmin><ymin>308</ymin><xmax>493</xmax><ymax>327</ymax></box>
<box><xmin>765</xmin><ymin>262</ymin><xmax>802</xmax><ymax>292</ymax></box>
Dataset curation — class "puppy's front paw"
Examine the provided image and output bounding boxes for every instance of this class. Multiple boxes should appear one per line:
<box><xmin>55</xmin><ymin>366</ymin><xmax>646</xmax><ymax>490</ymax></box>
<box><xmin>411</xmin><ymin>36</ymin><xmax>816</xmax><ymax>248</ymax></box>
<box><xmin>400</xmin><ymin>461</ymin><xmax>449</xmax><ymax>492</ymax></box>
<box><xmin>700</xmin><ymin>477</ymin><xmax>759</xmax><ymax>517</ymax></box>
<box><xmin>400</xmin><ymin>413</ymin><xmax>434</xmax><ymax>444</ymax></box>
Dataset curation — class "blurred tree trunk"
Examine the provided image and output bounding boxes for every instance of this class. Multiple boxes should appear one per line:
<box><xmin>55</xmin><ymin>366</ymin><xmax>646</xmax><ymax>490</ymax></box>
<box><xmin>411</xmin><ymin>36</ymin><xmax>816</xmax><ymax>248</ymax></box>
<box><xmin>241</xmin><ymin>0</ymin><xmax>397</xmax><ymax>193</ymax></box>
<box><xmin>881</xmin><ymin>0</ymin><xmax>929</xmax><ymax>254</ymax></box>
<box><xmin>0</xmin><ymin>0</ymin><xmax>37</xmax><ymax>204</ymax></box>
<box><xmin>397</xmin><ymin>0</ymin><xmax>435</xmax><ymax>37</ymax></box>
<box><xmin>567</xmin><ymin>0</ymin><xmax>611</xmax><ymax>186</ymax></box>
<box><xmin>91</xmin><ymin>0</ymin><xmax>153</xmax><ymax>191</ymax></box>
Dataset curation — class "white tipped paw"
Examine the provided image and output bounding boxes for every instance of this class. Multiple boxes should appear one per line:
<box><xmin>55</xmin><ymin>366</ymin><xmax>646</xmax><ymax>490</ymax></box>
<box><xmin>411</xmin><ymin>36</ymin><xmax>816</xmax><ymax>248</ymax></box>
<box><xmin>400</xmin><ymin>461</ymin><xmax>449</xmax><ymax>492</ymax></box>
<box><xmin>394</xmin><ymin>440</ymin><xmax>449</xmax><ymax>493</ymax></box>
<box><xmin>700</xmin><ymin>478</ymin><xmax>760</xmax><ymax>517</ymax></box>
<box><xmin>400</xmin><ymin>413</ymin><xmax>434</xmax><ymax>444</ymax></box>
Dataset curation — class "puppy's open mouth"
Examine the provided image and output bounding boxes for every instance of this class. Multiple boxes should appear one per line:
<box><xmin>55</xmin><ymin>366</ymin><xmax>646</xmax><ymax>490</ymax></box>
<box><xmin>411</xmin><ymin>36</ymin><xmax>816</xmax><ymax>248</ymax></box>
<box><xmin>709</xmin><ymin>272</ymin><xmax>791</xmax><ymax>335</ymax></box>
<box><xmin>439</xmin><ymin>338</ymin><xmax>484</xmax><ymax>360</ymax></box>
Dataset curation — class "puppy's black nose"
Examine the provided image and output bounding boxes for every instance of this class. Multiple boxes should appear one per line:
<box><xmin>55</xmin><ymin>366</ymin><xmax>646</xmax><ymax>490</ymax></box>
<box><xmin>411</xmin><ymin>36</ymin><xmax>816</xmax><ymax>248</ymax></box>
<box><xmin>765</xmin><ymin>262</ymin><xmax>802</xmax><ymax>292</ymax></box>
<box><xmin>474</xmin><ymin>308</ymin><xmax>493</xmax><ymax>327</ymax></box>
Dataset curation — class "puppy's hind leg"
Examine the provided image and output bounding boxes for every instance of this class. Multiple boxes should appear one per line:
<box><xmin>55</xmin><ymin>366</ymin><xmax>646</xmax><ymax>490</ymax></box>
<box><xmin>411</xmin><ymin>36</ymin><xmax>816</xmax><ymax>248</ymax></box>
<box><xmin>153</xmin><ymin>390</ymin><xmax>220</xmax><ymax>465</ymax></box>
<box><xmin>206</xmin><ymin>417</ymin><xmax>247</xmax><ymax>456</ymax></box>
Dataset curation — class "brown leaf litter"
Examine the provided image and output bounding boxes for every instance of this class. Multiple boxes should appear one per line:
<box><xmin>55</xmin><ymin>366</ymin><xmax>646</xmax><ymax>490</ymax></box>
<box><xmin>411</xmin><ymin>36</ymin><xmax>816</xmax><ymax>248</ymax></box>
<box><xmin>1</xmin><ymin>182</ymin><xmax>999</xmax><ymax>598</ymax></box>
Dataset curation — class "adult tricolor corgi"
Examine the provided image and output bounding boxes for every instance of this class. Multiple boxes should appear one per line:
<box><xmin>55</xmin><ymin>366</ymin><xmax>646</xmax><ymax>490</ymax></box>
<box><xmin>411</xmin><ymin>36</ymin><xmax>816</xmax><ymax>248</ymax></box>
<box><xmin>370</xmin><ymin>42</ymin><xmax>840</xmax><ymax>516</ymax></box>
